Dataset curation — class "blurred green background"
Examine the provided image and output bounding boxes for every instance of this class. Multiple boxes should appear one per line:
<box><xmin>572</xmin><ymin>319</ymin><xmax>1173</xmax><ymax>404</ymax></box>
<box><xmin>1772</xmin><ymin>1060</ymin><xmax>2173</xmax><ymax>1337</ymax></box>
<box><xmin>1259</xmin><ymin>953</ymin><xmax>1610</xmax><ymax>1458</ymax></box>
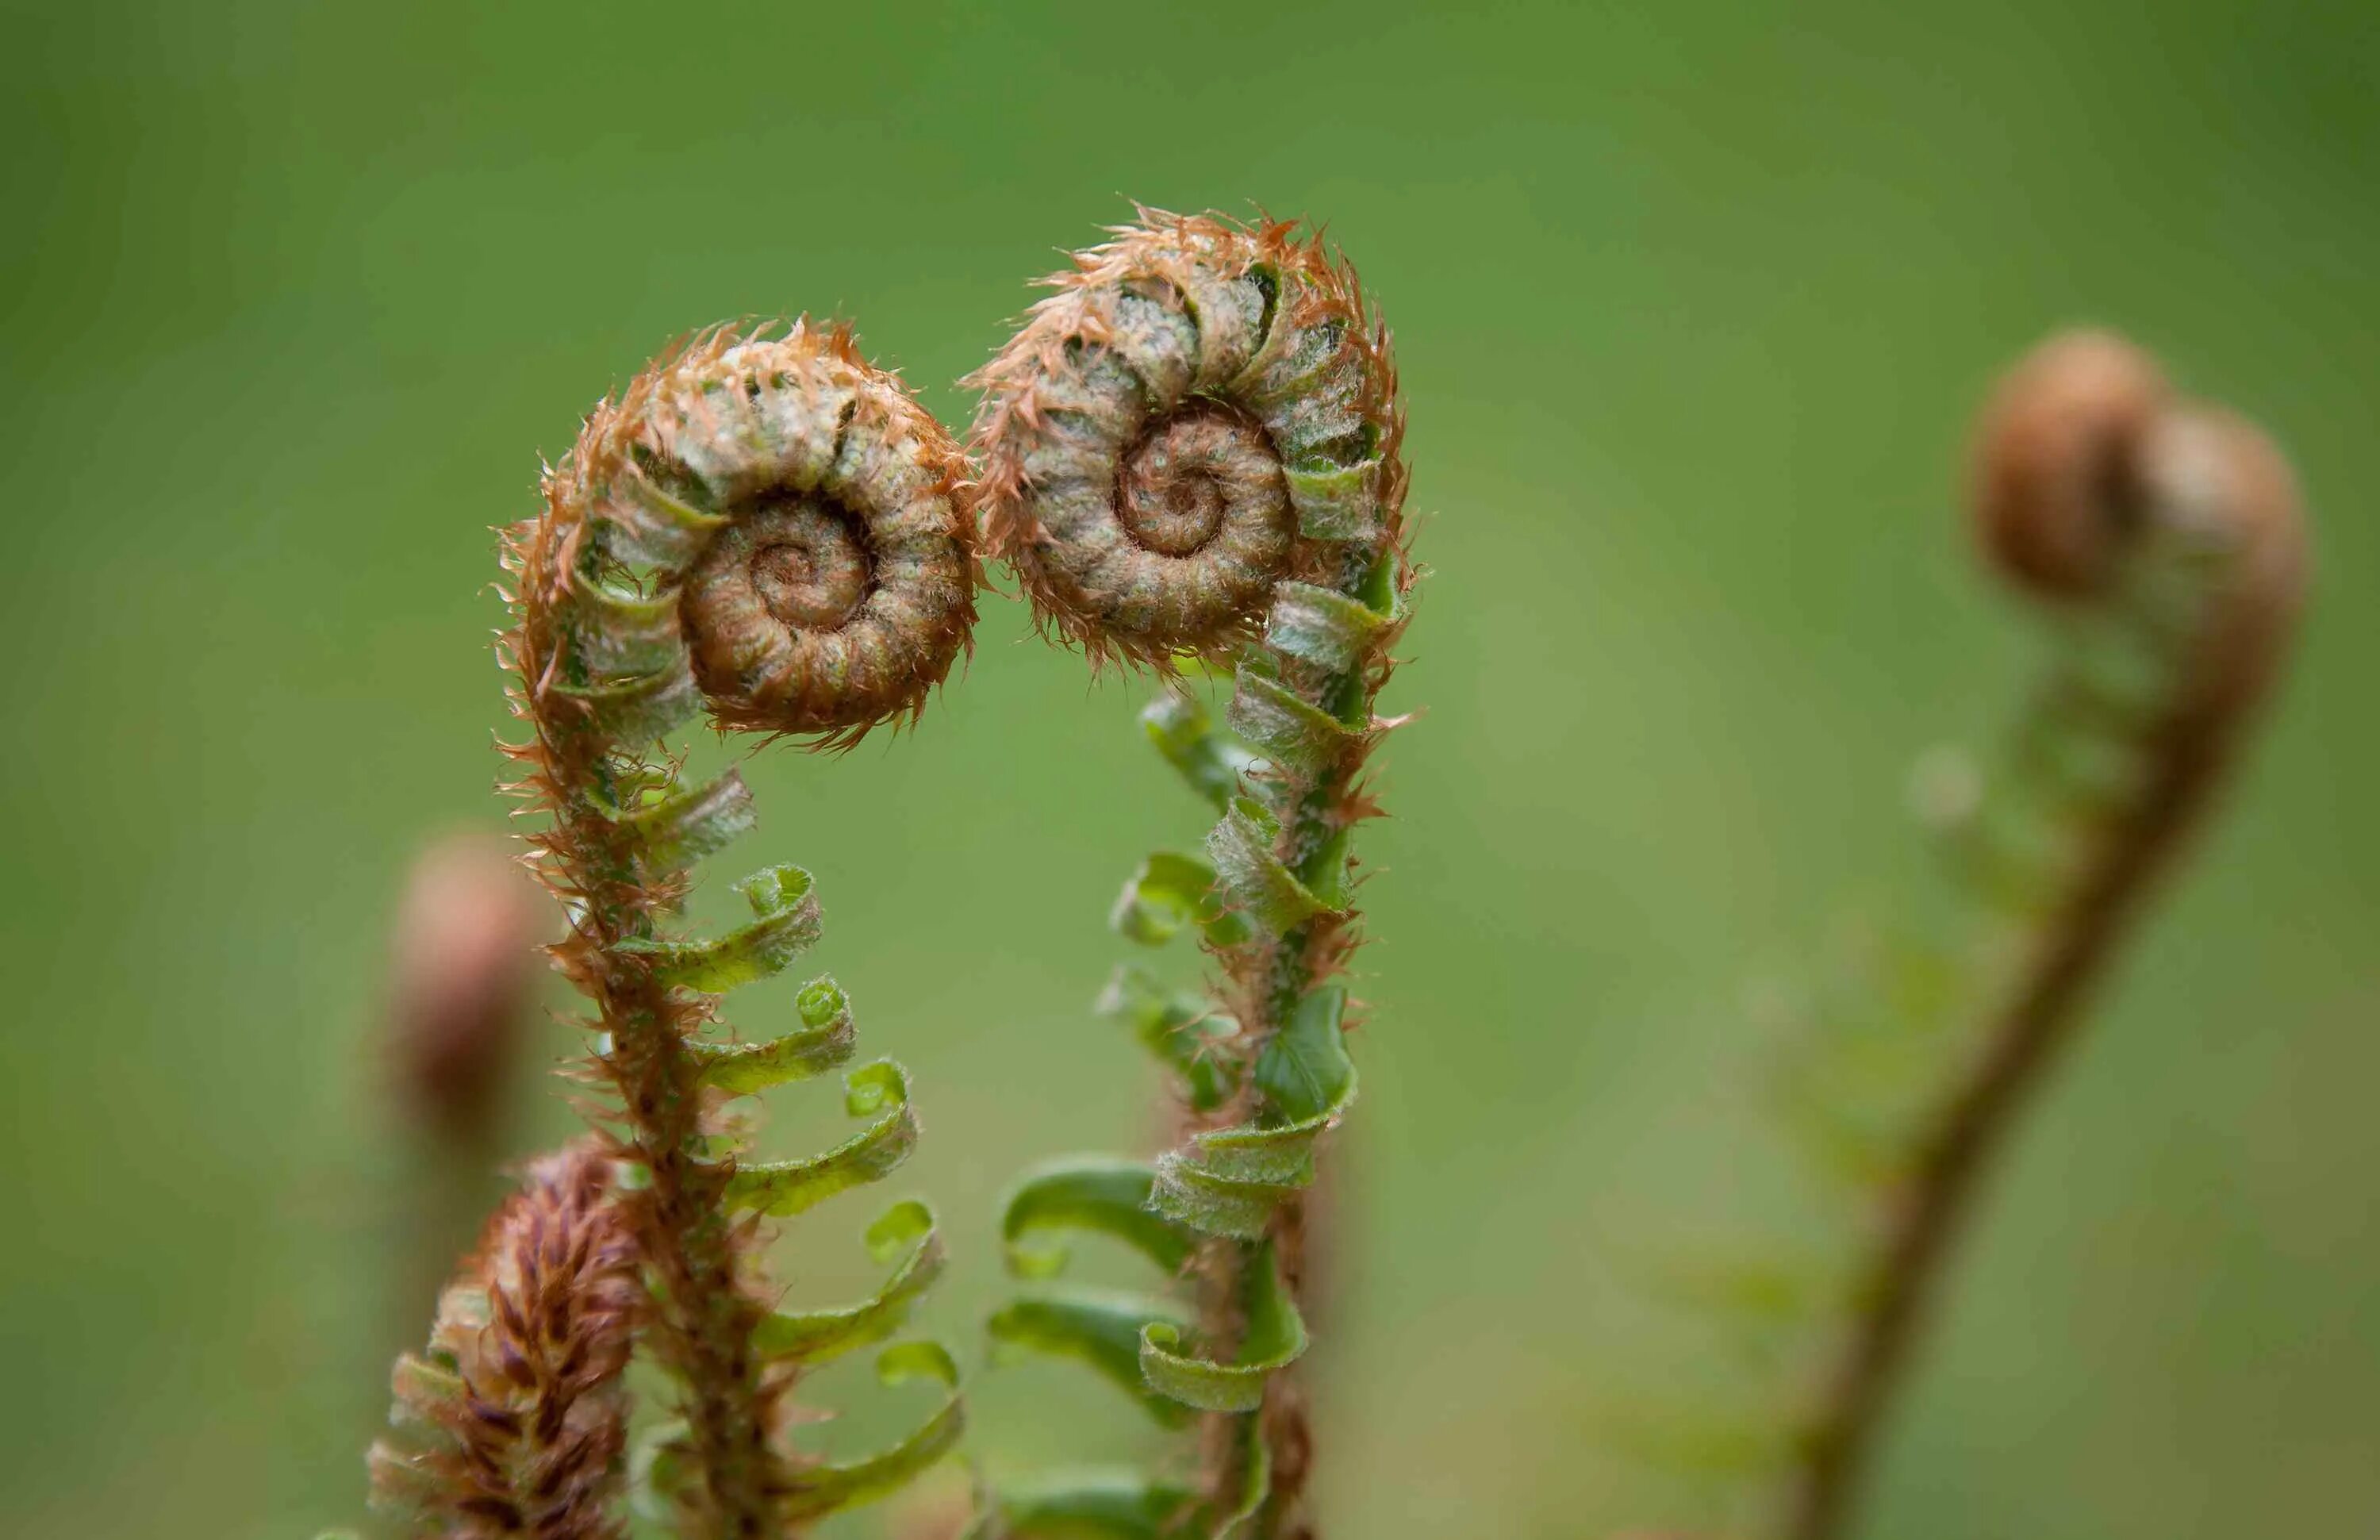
<box><xmin>4</xmin><ymin>1</ymin><xmax>2374</xmax><ymax>1535</ymax></box>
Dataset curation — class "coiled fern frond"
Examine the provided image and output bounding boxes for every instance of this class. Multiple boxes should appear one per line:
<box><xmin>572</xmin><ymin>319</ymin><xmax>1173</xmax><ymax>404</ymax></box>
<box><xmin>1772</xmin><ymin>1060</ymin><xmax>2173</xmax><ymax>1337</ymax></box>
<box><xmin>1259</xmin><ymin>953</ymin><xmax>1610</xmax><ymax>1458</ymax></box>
<box><xmin>965</xmin><ymin>211</ymin><xmax>1415</xmax><ymax>1539</ymax></box>
<box><xmin>381</xmin><ymin>319</ymin><xmax>975</xmax><ymax>1539</ymax></box>
<box><xmin>1621</xmin><ymin>330</ymin><xmax>2306</xmax><ymax>1540</ymax></box>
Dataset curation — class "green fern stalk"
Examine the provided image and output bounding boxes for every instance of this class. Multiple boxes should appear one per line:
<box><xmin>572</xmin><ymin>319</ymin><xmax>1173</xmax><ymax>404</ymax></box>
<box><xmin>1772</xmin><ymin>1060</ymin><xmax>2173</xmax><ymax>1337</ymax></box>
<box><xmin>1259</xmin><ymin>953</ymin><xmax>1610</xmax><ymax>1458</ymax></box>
<box><xmin>965</xmin><ymin>210</ymin><xmax>1416</xmax><ymax>1538</ymax></box>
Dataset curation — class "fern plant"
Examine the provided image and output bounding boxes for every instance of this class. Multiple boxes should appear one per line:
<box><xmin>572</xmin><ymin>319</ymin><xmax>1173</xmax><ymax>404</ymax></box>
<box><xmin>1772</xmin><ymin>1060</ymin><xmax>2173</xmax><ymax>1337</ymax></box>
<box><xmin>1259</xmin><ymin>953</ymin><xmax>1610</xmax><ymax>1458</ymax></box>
<box><xmin>351</xmin><ymin>210</ymin><xmax>2302</xmax><ymax>1540</ymax></box>
<box><xmin>962</xmin><ymin>212</ymin><xmax>1413</xmax><ymax>1538</ymax></box>
<box><xmin>1622</xmin><ymin>329</ymin><xmax>2305</xmax><ymax>1540</ymax></box>
<box><xmin>357</xmin><ymin>209</ymin><xmax>1417</xmax><ymax>1540</ymax></box>
<box><xmin>369</xmin><ymin>320</ymin><xmax>979</xmax><ymax>1539</ymax></box>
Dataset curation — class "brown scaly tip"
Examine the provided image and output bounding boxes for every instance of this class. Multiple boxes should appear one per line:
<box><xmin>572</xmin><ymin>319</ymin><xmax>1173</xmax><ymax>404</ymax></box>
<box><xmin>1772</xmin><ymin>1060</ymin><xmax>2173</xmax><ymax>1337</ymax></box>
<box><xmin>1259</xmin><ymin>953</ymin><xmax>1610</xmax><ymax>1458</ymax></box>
<box><xmin>962</xmin><ymin>208</ymin><xmax>1403</xmax><ymax>673</ymax></box>
<box><xmin>546</xmin><ymin>318</ymin><xmax>980</xmax><ymax>752</ymax></box>
<box><xmin>371</xmin><ymin>1141</ymin><xmax>639</xmax><ymax>1539</ymax></box>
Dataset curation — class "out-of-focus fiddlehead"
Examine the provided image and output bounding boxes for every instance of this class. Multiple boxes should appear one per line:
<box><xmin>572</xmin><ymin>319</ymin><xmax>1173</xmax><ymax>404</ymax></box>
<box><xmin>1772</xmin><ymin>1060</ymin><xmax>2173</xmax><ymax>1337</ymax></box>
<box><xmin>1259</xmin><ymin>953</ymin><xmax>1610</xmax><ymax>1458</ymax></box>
<box><xmin>385</xmin><ymin>832</ymin><xmax>548</xmax><ymax>1142</ymax></box>
<box><xmin>370</xmin><ymin>1142</ymin><xmax>639</xmax><ymax>1540</ymax></box>
<box><xmin>380</xmin><ymin>833</ymin><xmax>550</xmax><ymax>1348</ymax></box>
<box><xmin>965</xmin><ymin>211</ymin><xmax>1415</xmax><ymax>1538</ymax></box>
<box><xmin>1626</xmin><ymin>331</ymin><xmax>2305</xmax><ymax>1539</ymax></box>
<box><xmin>1775</xmin><ymin>331</ymin><xmax>2306</xmax><ymax>1539</ymax></box>
<box><xmin>469</xmin><ymin>320</ymin><xmax>971</xmax><ymax>1538</ymax></box>
<box><xmin>376</xmin><ymin>833</ymin><xmax>552</xmax><ymax>1361</ymax></box>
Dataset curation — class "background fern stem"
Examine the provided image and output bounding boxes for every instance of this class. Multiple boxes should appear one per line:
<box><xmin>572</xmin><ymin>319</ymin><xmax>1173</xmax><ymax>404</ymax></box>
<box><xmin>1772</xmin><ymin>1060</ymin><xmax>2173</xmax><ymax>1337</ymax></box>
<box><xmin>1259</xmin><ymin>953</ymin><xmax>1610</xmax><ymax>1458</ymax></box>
<box><xmin>379</xmin><ymin>832</ymin><xmax>544</xmax><ymax>1378</ymax></box>
<box><xmin>1787</xmin><ymin>715</ymin><xmax>2251</xmax><ymax>1540</ymax></box>
<box><xmin>1779</xmin><ymin>332</ymin><xmax>2305</xmax><ymax>1540</ymax></box>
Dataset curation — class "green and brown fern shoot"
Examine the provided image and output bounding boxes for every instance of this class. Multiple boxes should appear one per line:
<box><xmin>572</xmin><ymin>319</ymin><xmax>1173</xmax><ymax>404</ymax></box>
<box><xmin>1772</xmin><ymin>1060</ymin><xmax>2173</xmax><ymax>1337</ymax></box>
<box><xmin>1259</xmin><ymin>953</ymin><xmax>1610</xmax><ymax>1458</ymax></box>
<box><xmin>965</xmin><ymin>210</ymin><xmax>1415</xmax><ymax>1539</ymax></box>
<box><xmin>372</xmin><ymin>320</ymin><xmax>980</xmax><ymax>1540</ymax></box>
<box><xmin>1630</xmin><ymin>329</ymin><xmax>2305</xmax><ymax>1540</ymax></box>
<box><xmin>1773</xmin><ymin>330</ymin><xmax>2306</xmax><ymax>1540</ymax></box>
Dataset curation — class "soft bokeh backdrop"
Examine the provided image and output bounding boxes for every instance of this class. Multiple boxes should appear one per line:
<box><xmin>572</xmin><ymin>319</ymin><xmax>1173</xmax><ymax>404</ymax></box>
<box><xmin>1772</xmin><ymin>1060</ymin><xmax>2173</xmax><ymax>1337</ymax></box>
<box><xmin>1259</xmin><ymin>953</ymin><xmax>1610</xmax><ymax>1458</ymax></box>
<box><xmin>4</xmin><ymin>2</ymin><xmax>2374</xmax><ymax>1536</ymax></box>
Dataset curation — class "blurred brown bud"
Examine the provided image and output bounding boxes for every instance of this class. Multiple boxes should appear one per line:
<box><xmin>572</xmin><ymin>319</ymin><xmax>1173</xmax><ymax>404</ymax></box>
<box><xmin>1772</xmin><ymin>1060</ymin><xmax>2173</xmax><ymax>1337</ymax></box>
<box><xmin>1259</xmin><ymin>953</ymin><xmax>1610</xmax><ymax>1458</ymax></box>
<box><xmin>386</xmin><ymin>831</ymin><xmax>547</xmax><ymax>1135</ymax></box>
<box><xmin>1971</xmin><ymin>327</ymin><xmax>2305</xmax><ymax>712</ymax></box>
<box><xmin>1969</xmin><ymin>328</ymin><xmax>2171</xmax><ymax>600</ymax></box>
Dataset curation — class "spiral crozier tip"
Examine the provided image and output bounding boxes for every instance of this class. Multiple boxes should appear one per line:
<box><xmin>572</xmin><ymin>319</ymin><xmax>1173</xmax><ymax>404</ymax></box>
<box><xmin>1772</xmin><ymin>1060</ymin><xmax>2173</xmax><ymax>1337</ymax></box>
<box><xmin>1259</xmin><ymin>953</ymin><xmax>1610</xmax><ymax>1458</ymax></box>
<box><xmin>549</xmin><ymin>320</ymin><xmax>977</xmax><ymax>747</ymax></box>
<box><xmin>967</xmin><ymin>210</ymin><xmax>1404</xmax><ymax>667</ymax></box>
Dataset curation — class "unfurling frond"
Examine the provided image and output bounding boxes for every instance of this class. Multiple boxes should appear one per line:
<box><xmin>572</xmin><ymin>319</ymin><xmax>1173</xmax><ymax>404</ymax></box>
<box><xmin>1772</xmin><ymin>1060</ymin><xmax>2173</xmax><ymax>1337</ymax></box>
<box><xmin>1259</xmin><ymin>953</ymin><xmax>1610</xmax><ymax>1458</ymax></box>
<box><xmin>1616</xmin><ymin>330</ymin><xmax>2306</xmax><ymax>1540</ymax></box>
<box><xmin>535</xmin><ymin>318</ymin><xmax>977</xmax><ymax>748</ymax></box>
<box><xmin>437</xmin><ymin>319</ymin><xmax>973</xmax><ymax>1539</ymax></box>
<box><xmin>968</xmin><ymin>209</ymin><xmax>1416</xmax><ymax>1539</ymax></box>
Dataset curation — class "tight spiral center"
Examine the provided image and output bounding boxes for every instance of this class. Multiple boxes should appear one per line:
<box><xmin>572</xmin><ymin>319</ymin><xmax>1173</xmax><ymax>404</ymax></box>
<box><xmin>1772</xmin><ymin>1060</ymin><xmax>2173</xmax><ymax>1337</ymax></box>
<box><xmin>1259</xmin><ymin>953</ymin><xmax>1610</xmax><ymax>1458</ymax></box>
<box><xmin>747</xmin><ymin>502</ymin><xmax>872</xmax><ymax>630</ymax></box>
<box><xmin>683</xmin><ymin>494</ymin><xmax>890</xmax><ymax>723</ymax></box>
<box><xmin>1119</xmin><ymin>409</ymin><xmax>1274</xmax><ymax>558</ymax></box>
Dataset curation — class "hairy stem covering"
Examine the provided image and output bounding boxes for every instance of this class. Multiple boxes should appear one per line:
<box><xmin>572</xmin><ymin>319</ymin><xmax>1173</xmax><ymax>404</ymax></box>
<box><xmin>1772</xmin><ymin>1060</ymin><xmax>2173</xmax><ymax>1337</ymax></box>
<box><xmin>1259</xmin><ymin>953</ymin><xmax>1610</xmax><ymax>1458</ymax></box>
<box><xmin>1778</xmin><ymin>332</ymin><xmax>2305</xmax><ymax>1540</ymax></box>
<box><xmin>492</xmin><ymin>321</ymin><xmax>971</xmax><ymax>1538</ymax></box>
<box><xmin>972</xmin><ymin>210</ymin><xmax>1414</xmax><ymax>1539</ymax></box>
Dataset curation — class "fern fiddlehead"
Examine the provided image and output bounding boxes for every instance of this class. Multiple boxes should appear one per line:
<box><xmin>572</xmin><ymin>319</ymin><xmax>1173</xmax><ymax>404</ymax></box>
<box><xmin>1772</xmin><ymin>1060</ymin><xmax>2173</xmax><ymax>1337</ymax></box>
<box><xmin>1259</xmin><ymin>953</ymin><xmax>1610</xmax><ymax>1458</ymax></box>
<box><xmin>966</xmin><ymin>211</ymin><xmax>1415</xmax><ymax>1538</ymax></box>
<box><xmin>1637</xmin><ymin>331</ymin><xmax>2305</xmax><ymax>1540</ymax></box>
<box><xmin>481</xmin><ymin>320</ymin><xmax>973</xmax><ymax>1537</ymax></box>
<box><xmin>1771</xmin><ymin>332</ymin><xmax>2305</xmax><ymax>1540</ymax></box>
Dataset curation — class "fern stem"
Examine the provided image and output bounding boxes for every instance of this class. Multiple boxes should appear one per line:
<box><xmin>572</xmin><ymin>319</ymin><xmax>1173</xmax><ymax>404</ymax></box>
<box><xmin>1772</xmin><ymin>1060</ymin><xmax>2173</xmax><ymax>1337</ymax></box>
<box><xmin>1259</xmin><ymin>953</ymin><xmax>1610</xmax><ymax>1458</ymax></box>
<box><xmin>1199</xmin><ymin>593</ymin><xmax>1387</xmax><ymax>1534</ymax></box>
<box><xmin>1779</xmin><ymin>332</ymin><xmax>2305</xmax><ymax>1540</ymax></box>
<box><xmin>512</xmin><ymin>565</ymin><xmax>781</xmax><ymax>1535</ymax></box>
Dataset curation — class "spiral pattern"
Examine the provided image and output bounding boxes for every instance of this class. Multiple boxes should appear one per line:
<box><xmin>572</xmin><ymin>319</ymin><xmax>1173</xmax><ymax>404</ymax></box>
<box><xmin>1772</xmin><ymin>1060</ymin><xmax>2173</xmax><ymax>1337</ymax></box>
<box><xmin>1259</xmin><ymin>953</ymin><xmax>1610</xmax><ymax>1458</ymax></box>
<box><xmin>968</xmin><ymin>211</ymin><xmax>1403</xmax><ymax>665</ymax></box>
<box><xmin>489</xmin><ymin>321</ymin><xmax>985</xmax><ymax>1537</ymax></box>
<box><xmin>556</xmin><ymin>320</ymin><xmax>977</xmax><ymax>744</ymax></box>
